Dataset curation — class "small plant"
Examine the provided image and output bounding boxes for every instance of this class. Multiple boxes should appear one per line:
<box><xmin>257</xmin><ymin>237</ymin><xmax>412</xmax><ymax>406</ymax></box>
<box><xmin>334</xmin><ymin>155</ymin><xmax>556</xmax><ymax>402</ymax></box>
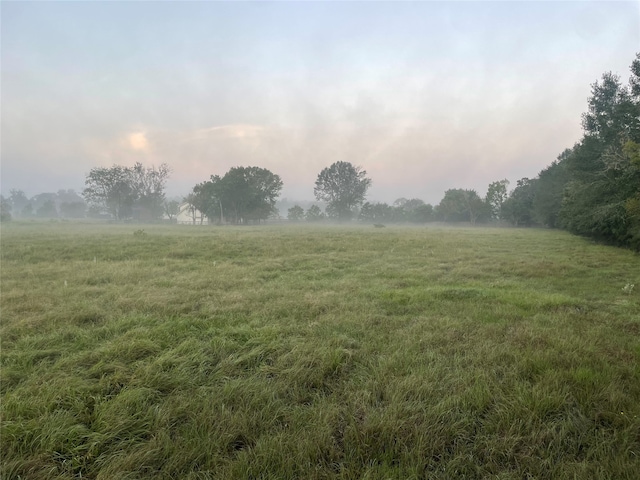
<box><xmin>622</xmin><ymin>283</ymin><xmax>634</xmax><ymax>295</ymax></box>
<box><xmin>133</xmin><ymin>229</ymin><xmax>147</xmax><ymax>237</ymax></box>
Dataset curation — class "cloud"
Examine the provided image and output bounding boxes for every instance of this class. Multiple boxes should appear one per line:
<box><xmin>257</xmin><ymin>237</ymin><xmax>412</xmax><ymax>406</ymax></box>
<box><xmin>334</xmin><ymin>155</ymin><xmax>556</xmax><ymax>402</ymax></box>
<box><xmin>2</xmin><ymin>1</ymin><xmax>637</xmax><ymax>203</ymax></box>
<box><xmin>128</xmin><ymin>132</ymin><xmax>149</xmax><ymax>152</ymax></box>
<box><xmin>190</xmin><ymin>124</ymin><xmax>265</xmax><ymax>140</ymax></box>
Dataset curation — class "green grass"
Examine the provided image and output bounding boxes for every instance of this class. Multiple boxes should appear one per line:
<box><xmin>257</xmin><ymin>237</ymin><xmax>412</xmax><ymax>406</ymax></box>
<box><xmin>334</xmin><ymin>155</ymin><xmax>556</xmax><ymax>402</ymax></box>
<box><xmin>1</xmin><ymin>222</ymin><xmax>639</xmax><ymax>479</ymax></box>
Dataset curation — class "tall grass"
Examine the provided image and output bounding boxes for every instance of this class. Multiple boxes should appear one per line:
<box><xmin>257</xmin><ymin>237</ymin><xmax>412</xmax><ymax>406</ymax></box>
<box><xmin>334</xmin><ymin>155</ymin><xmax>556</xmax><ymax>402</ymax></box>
<box><xmin>1</xmin><ymin>223</ymin><xmax>639</xmax><ymax>479</ymax></box>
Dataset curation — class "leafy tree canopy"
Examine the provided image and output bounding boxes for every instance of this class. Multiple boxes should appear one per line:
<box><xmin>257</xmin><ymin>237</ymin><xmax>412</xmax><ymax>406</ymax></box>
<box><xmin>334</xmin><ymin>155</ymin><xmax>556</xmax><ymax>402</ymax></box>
<box><xmin>485</xmin><ymin>179</ymin><xmax>509</xmax><ymax>220</ymax></box>
<box><xmin>188</xmin><ymin>166</ymin><xmax>283</xmax><ymax>225</ymax></box>
<box><xmin>314</xmin><ymin>161</ymin><xmax>371</xmax><ymax>221</ymax></box>
<box><xmin>305</xmin><ymin>205</ymin><xmax>325</xmax><ymax>222</ymax></box>
<box><xmin>83</xmin><ymin>163</ymin><xmax>170</xmax><ymax>221</ymax></box>
<box><xmin>437</xmin><ymin>189</ymin><xmax>488</xmax><ymax>224</ymax></box>
<box><xmin>287</xmin><ymin>205</ymin><xmax>304</xmax><ymax>222</ymax></box>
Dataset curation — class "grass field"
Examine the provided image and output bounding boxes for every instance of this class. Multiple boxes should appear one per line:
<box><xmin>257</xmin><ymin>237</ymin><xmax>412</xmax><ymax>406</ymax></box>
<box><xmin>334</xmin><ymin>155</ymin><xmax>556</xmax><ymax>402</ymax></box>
<box><xmin>1</xmin><ymin>222</ymin><xmax>639</xmax><ymax>479</ymax></box>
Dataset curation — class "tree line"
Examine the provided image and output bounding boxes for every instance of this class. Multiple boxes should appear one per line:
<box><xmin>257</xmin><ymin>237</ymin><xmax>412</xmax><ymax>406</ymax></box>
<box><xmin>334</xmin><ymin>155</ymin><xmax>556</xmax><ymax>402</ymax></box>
<box><xmin>498</xmin><ymin>53</ymin><xmax>640</xmax><ymax>249</ymax></box>
<box><xmin>0</xmin><ymin>163</ymin><xmax>173</xmax><ymax>222</ymax></box>
<box><xmin>182</xmin><ymin>52</ymin><xmax>639</xmax><ymax>249</ymax></box>
<box><xmin>0</xmin><ymin>189</ymin><xmax>86</xmax><ymax>221</ymax></box>
<box><xmin>2</xmin><ymin>53</ymin><xmax>637</xmax><ymax>250</ymax></box>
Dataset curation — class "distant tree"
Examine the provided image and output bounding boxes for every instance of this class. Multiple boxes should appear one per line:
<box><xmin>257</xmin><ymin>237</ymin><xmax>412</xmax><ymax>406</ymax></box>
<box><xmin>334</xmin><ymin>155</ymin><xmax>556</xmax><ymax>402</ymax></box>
<box><xmin>402</xmin><ymin>198</ymin><xmax>426</xmax><ymax>211</ymax></box>
<box><xmin>21</xmin><ymin>204</ymin><xmax>33</xmax><ymax>218</ymax></box>
<box><xmin>314</xmin><ymin>161</ymin><xmax>371</xmax><ymax>221</ymax></box>
<box><xmin>305</xmin><ymin>204</ymin><xmax>325</xmax><ymax>222</ymax></box>
<box><xmin>164</xmin><ymin>200</ymin><xmax>180</xmax><ymax>221</ymax></box>
<box><xmin>359</xmin><ymin>202</ymin><xmax>395</xmax><ymax>223</ymax></box>
<box><xmin>502</xmin><ymin>178</ymin><xmax>537</xmax><ymax>226</ymax></box>
<box><xmin>59</xmin><ymin>202</ymin><xmax>86</xmax><ymax>218</ymax></box>
<box><xmin>188</xmin><ymin>181</ymin><xmax>220</xmax><ymax>224</ymax></box>
<box><xmin>485</xmin><ymin>179</ymin><xmax>510</xmax><ymax>220</ymax></box>
<box><xmin>56</xmin><ymin>190</ymin><xmax>86</xmax><ymax>218</ymax></box>
<box><xmin>36</xmin><ymin>200</ymin><xmax>58</xmax><ymax>218</ymax></box>
<box><xmin>287</xmin><ymin>205</ymin><xmax>305</xmax><ymax>222</ymax></box>
<box><xmin>241</xmin><ymin>167</ymin><xmax>283</xmax><ymax>223</ymax></box>
<box><xmin>30</xmin><ymin>193</ymin><xmax>57</xmax><ymax>212</ymax></box>
<box><xmin>183</xmin><ymin>191</ymin><xmax>207</xmax><ymax>225</ymax></box>
<box><xmin>182</xmin><ymin>194</ymin><xmax>197</xmax><ymax>224</ymax></box>
<box><xmin>532</xmin><ymin>151</ymin><xmax>571</xmax><ymax>228</ymax></box>
<box><xmin>393</xmin><ymin>198</ymin><xmax>409</xmax><ymax>208</ymax></box>
<box><xmin>410</xmin><ymin>204</ymin><xmax>434</xmax><ymax>223</ymax></box>
<box><xmin>129</xmin><ymin>163</ymin><xmax>171</xmax><ymax>220</ymax></box>
<box><xmin>397</xmin><ymin>198</ymin><xmax>434</xmax><ymax>223</ymax></box>
<box><xmin>190</xmin><ymin>167</ymin><xmax>283</xmax><ymax>225</ymax></box>
<box><xmin>436</xmin><ymin>190</ymin><xmax>465</xmax><ymax>222</ymax></box>
<box><xmin>9</xmin><ymin>190</ymin><xmax>29</xmax><ymax>217</ymax></box>
<box><xmin>436</xmin><ymin>189</ymin><xmax>488</xmax><ymax>224</ymax></box>
<box><xmin>56</xmin><ymin>189</ymin><xmax>84</xmax><ymax>204</ymax></box>
<box><xmin>83</xmin><ymin>165</ymin><xmax>136</xmax><ymax>220</ymax></box>
<box><xmin>1</xmin><ymin>195</ymin><xmax>12</xmax><ymax>222</ymax></box>
<box><xmin>83</xmin><ymin>163</ymin><xmax>170</xmax><ymax>221</ymax></box>
<box><xmin>631</xmin><ymin>52</ymin><xmax>640</xmax><ymax>98</ymax></box>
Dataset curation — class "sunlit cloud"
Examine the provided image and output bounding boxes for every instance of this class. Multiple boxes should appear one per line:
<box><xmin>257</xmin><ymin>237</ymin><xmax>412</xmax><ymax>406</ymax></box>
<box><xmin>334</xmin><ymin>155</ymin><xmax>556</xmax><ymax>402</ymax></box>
<box><xmin>129</xmin><ymin>132</ymin><xmax>149</xmax><ymax>152</ymax></box>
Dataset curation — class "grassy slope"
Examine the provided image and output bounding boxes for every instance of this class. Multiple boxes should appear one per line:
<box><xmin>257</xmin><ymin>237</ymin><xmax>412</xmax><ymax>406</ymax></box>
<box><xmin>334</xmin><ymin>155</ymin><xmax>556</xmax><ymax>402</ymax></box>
<box><xmin>1</xmin><ymin>223</ymin><xmax>639</xmax><ymax>479</ymax></box>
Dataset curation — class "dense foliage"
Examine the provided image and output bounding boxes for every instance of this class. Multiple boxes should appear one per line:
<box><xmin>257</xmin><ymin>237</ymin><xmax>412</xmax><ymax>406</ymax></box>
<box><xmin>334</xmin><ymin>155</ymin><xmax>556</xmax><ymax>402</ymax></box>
<box><xmin>0</xmin><ymin>189</ymin><xmax>87</xmax><ymax>220</ymax></box>
<box><xmin>314</xmin><ymin>161</ymin><xmax>372</xmax><ymax>221</ymax></box>
<box><xmin>502</xmin><ymin>53</ymin><xmax>640</xmax><ymax>249</ymax></box>
<box><xmin>83</xmin><ymin>163</ymin><xmax>170</xmax><ymax>221</ymax></box>
<box><xmin>435</xmin><ymin>189</ymin><xmax>489</xmax><ymax>224</ymax></box>
<box><xmin>187</xmin><ymin>166</ymin><xmax>283</xmax><ymax>224</ymax></box>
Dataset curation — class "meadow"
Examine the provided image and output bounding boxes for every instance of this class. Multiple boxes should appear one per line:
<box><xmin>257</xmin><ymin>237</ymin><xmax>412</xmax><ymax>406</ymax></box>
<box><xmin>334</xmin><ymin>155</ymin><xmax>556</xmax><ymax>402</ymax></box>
<box><xmin>1</xmin><ymin>222</ymin><xmax>639</xmax><ymax>479</ymax></box>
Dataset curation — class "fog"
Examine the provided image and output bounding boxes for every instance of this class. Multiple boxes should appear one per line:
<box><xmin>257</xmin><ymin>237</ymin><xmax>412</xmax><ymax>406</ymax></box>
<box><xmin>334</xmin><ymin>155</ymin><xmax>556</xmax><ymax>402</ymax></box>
<box><xmin>2</xmin><ymin>1</ymin><xmax>638</xmax><ymax>205</ymax></box>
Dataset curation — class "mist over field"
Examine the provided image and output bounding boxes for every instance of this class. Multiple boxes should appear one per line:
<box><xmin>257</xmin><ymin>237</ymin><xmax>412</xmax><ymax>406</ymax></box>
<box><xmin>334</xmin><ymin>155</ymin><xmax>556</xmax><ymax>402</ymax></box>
<box><xmin>2</xmin><ymin>2</ymin><xmax>640</xmax><ymax>478</ymax></box>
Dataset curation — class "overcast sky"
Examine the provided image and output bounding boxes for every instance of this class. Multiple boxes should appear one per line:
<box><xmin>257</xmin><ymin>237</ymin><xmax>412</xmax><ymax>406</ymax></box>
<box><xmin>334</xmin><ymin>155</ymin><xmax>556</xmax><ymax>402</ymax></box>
<box><xmin>2</xmin><ymin>1</ymin><xmax>638</xmax><ymax>205</ymax></box>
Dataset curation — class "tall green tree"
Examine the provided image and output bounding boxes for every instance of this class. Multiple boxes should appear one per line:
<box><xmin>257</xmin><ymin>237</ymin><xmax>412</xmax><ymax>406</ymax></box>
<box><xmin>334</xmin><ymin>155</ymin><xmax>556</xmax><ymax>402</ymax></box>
<box><xmin>0</xmin><ymin>195</ymin><xmax>12</xmax><ymax>222</ymax></box>
<box><xmin>314</xmin><ymin>161</ymin><xmax>371</xmax><ymax>221</ymax></box>
<box><xmin>409</xmin><ymin>203</ymin><xmax>434</xmax><ymax>223</ymax></box>
<box><xmin>630</xmin><ymin>53</ymin><xmax>640</xmax><ymax>98</ymax></box>
<box><xmin>164</xmin><ymin>200</ymin><xmax>181</xmax><ymax>222</ymax></box>
<box><xmin>36</xmin><ymin>200</ymin><xmax>58</xmax><ymax>218</ymax></box>
<box><xmin>190</xmin><ymin>167</ymin><xmax>283</xmax><ymax>225</ymax></box>
<box><xmin>559</xmin><ymin>58</ymin><xmax>640</xmax><ymax>246</ymax></box>
<box><xmin>9</xmin><ymin>190</ymin><xmax>29</xmax><ymax>217</ymax></box>
<box><xmin>437</xmin><ymin>189</ymin><xmax>488</xmax><ymax>224</ymax></box>
<box><xmin>485</xmin><ymin>179</ymin><xmax>509</xmax><ymax>220</ymax></box>
<box><xmin>59</xmin><ymin>202</ymin><xmax>86</xmax><ymax>218</ymax></box>
<box><xmin>393</xmin><ymin>198</ymin><xmax>433</xmax><ymax>223</ymax></box>
<box><xmin>287</xmin><ymin>205</ymin><xmax>304</xmax><ymax>222</ymax></box>
<box><xmin>83</xmin><ymin>165</ymin><xmax>135</xmax><ymax>220</ymax></box>
<box><xmin>305</xmin><ymin>205</ymin><xmax>325</xmax><ymax>222</ymax></box>
<box><xmin>220</xmin><ymin>167</ymin><xmax>283</xmax><ymax>224</ymax></box>
<box><xmin>502</xmin><ymin>179</ymin><xmax>537</xmax><ymax>227</ymax></box>
<box><xmin>130</xmin><ymin>163</ymin><xmax>171</xmax><ymax>220</ymax></box>
<box><xmin>531</xmin><ymin>150</ymin><xmax>571</xmax><ymax>228</ymax></box>
<box><xmin>359</xmin><ymin>202</ymin><xmax>396</xmax><ymax>223</ymax></box>
<box><xmin>83</xmin><ymin>163</ymin><xmax>170</xmax><ymax>221</ymax></box>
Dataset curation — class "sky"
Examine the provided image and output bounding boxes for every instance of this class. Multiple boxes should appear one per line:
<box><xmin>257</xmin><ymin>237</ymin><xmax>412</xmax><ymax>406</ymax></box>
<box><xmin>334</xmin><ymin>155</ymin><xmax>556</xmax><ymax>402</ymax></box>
<box><xmin>1</xmin><ymin>1</ymin><xmax>639</xmax><ymax>205</ymax></box>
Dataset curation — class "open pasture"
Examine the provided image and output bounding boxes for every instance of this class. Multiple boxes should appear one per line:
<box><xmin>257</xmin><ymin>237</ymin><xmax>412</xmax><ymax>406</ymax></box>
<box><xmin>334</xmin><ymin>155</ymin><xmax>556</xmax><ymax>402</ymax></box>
<box><xmin>1</xmin><ymin>223</ymin><xmax>639</xmax><ymax>479</ymax></box>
